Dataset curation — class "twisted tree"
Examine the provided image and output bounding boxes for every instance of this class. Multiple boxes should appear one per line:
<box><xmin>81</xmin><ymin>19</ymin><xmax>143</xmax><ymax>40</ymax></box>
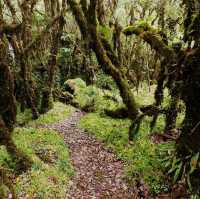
<box><xmin>123</xmin><ymin>0</ymin><xmax>200</xmax><ymax>192</ymax></box>
<box><xmin>0</xmin><ymin>2</ymin><xmax>32</xmax><ymax>173</ymax></box>
<box><xmin>67</xmin><ymin>0</ymin><xmax>139</xmax><ymax>124</ymax></box>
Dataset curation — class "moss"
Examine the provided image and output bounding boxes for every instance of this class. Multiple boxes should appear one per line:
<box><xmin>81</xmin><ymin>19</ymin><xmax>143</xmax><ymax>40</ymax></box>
<box><xmin>97</xmin><ymin>25</ymin><xmax>112</xmax><ymax>43</ymax></box>
<box><xmin>123</xmin><ymin>22</ymin><xmax>174</xmax><ymax>59</ymax></box>
<box><xmin>0</xmin><ymin>127</ymin><xmax>73</xmax><ymax>198</ymax></box>
<box><xmin>79</xmin><ymin>84</ymin><xmax>185</xmax><ymax>194</ymax></box>
<box><xmin>17</xmin><ymin>102</ymin><xmax>75</xmax><ymax>127</ymax></box>
<box><xmin>123</xmin><ymin>22</ymin><xmax>155</xmax><ymax>36</ymax></box>
<box><xmin>63</xmin><ymin>78</ymin><xmax>87</xmax><ymax>94</ymax></box>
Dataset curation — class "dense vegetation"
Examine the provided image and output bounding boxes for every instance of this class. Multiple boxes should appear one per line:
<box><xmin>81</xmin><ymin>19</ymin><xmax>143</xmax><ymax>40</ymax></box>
<box><xmin>0</xmin><ymin>0</ymin><xmax>200</xmax><ymax>198</ymax></box>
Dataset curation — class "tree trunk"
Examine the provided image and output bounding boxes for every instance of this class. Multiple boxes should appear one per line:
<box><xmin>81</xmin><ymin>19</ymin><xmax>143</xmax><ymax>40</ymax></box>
<box><xmin>178</xmin><ymin>49</ymin><xmax>200</xmax><ymax>153</ymax></box>
<box><xmin>68</xmin><ymin>0</ymin><xmax>139</xmax><ymax>120</ymax></box>
<box><xmin>40</xmin><ymin>0</ymin><xmax>65</xmax><ymax>113</ymax></box>
<box><xmin>0</xmin><ymin>37</ymin><xmax>32</xmax><ymax>171</ymax></box>
<box><xmin>40</xmin><ymin>16</ymin><xmax>65</xmax><ymax>113</ymax></box>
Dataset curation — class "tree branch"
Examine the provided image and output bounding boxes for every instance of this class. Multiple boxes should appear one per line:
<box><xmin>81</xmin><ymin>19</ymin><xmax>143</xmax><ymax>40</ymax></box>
<box><xmin>123</xmin><ymin>23</ymin><xmax>175</xmax><ymax>59</ymax></box>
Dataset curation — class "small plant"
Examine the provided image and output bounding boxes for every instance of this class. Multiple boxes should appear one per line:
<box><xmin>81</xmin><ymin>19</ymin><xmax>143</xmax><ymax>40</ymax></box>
<box><xmin>96</xmin><ymin>72</ymin><xmax>117</xmax><ymax>91</ymax></box>
<box><xmin>161</xmin><ymin>144</ymin><xmax>200</xmax><ymax>196</ymax></box>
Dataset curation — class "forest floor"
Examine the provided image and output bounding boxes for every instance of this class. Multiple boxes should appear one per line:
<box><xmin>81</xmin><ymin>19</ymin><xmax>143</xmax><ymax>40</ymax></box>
<box><xmin>44</xmin><ymin>110</ymin><xmax>137</xmax><ymax>199</ymax></box>
<box><xmin>2</xmin><ymin>82</ymin><xmax>178</xmax><ymax>198</ymax></box>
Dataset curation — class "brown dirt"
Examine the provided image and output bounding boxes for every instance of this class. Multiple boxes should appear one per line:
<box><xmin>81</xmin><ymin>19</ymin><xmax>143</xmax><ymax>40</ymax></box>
<box><xmin>45</xmin><ymin>110</ymin><xmax>137</xmax><ymax>199</ymax></box>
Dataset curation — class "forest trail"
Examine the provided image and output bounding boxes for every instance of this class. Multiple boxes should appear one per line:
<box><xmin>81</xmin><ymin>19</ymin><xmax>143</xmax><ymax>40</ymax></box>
<box><xmin>44</xmin><ymin>110</ymin><xmax>136</xmax><ymax>199</ymax></box>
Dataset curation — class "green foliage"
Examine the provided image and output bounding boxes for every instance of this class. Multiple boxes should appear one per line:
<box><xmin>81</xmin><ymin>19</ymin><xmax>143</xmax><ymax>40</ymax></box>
<box><xmin>0</xmin><ymin>128</ymin><xmax>73</xmax><ymax>198</ymax></box>
<box><xmin>96</xmin><ymin>72</ymin><xmax>117</xmax><ymax>91</ymax></box>
<box><xmin>13</xmin><ymin>128</ymin><xmax>73</xmax><ymax>198</ymax></box>
<box><xmin>79</xmin><ymin>84</ymin><xmax>178</xmax><ymax>194</ymax></box>
<box><xmin>0</xmin><ymin>146</ymin><xmax>12</xmax><ymax>168</ymax></box>
<box><xmin>1</xmin><ymin>103</ymin><xmax>75</xmax><ymax>198</ymax></box>
<box><xmin>63</xmin><ymin>78</ymin><xmax>99</xmax><ymax>109</ymax></box>
<box><xmin>73</xmin><ymin>85</ymin><xmax>98</xmax><ymax>108</ymax></box>
<box><xmin>123</xmin><ymin>21</ymin><xmax>155</xmax><ymax>36</ymax></box>
<box><xmin>63</xmin><ymin>78</ymin><xmax>121</xmax><ymax>112</ymax></box>
<box><xmin>161</xmin><ymin>147</ymin><xmax>200</xmax><ymax>195</ymax></box>
<box><xmin>17</xmin><ymin>102</ymin><xmax>75</xmax><ymax>127</ymax></box>
<box><xmin>64</xmin><ymin>78</ymin><xmax>87</xmax><ymax>92</ymax></box>
<box><xmin>97</xmin><ymin>25</ymin><xmax>112</xmax><ymax>43</ymax></box>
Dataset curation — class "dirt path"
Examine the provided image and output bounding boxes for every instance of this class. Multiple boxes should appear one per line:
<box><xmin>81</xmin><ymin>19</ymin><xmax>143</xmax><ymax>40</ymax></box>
<box><xmin>45</xmin><ymin>110</ymin><xmax>136</xmax><ymax>199</ymax></box>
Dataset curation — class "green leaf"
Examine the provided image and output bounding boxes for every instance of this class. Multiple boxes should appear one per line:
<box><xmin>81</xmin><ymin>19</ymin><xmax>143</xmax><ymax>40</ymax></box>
<box><xmin>190</xmin><ymin>152</ymin><xmax>199</xmax><ymax>174</ymax></box>
<box><xmin>165</xmin><ymin>161</ymin><xmax>171</xmax><ymax>168</ymax></box>
<box><xmin>187</xmin><ymin>174</ymin><xmax>192</xmax><ymax>191</ymax></box>
<box><xmin>161</xmin><ymin>156</ymin><xmax>172</xmax><ymax>162</ymax></box>
<box><xmin>168</xmin><ymin>157</ymin><xmax>181</xmax><ymax>174</ymax></box>
<box><xmin>168</xmin><ymin>165</ymin><xmax>178</xmax><ymax>174</ymax></box>
<box><xmin>173</xmin><ymin>162</ymin><xmax>183</xmax><ymax>183</ymax></box>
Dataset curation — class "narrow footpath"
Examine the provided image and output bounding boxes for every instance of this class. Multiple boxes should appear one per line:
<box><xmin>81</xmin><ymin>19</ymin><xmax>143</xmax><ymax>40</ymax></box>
<box><xmin>45</xmin><ymin>110</ymin><xmax>136</xmax><ymax>199</ymax></box>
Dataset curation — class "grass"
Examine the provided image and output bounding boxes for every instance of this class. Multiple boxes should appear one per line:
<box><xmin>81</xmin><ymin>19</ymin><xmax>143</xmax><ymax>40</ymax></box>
<box><xmin>79</xmin><ymin>83</ymin><xmax>184</xmax><ymax>195</ymax></box>
<box><xmin>80</xmin><ymin>113</ymin><xmax>167</xmax><ymax>194</ymax></box>
<box><xmin>0</xmin><ymin>102</ymin><xmax>75</xmax><ymax>198</ymax></box>
<box><xmin>14</xmin><ymin>128</ymin><xmax>73</xmax><ymax>198</ymax></box>
<box><xmin>1</xmin><ymin>79</ymin><xmax>185</xmax><ymax>197</ymax></box>
<box><xmin>17</xmin><ymin>102</ymin><xmax>75</xmax><ymax>127</ymax></box>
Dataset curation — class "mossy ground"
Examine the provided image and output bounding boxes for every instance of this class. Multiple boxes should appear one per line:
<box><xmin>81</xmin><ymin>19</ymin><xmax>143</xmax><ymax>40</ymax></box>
<box><xmin>0</xmin><ymin>102</ymin><xmax>75</xmax><ymax>198</ymax></box>
<box><xmin>17</xmin><ymin>102</ymin><xmax>75</xmax><ymax>127</ymax></box>
<box><xmin>0</xmin><ymin>80</ymin><xmax>185</xmax><ymax>197</ymax></box>
<box><xmin>79</xmin><ymin>83</ymin><xmax>184</xmax><ymax>195</ymax></box>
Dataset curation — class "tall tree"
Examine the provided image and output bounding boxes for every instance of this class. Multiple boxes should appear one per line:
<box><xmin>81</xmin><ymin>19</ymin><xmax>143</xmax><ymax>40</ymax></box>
<box><xmin>0</xmin><ymin>2</ymin><xmax>32</xmax><ymax>172</ymax></box>
<box><xmin>67</xmin><ymin>0</ymin><xmax>140</xmax><ymax>140</ymax></box>
<box><xmin>40</xmin><ymin>0</ymin><xmax>65</xmax><ymax>113</ymax></box>
<box><xmin>123</xmin><ymin>0</ymin><xmax>200</xmax><ymax>191</ymax></box>
<box><xmin>4</xmin><ymin>0</ymin><xmax>40</xmax><ymax>119</ymax></box>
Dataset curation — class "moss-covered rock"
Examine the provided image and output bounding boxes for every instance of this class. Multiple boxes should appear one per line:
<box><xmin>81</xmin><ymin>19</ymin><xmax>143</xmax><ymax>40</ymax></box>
<box><xmin>63</xmin><ymin>78</ymin><xmax>87</xmax><ymax>94</ymax></box>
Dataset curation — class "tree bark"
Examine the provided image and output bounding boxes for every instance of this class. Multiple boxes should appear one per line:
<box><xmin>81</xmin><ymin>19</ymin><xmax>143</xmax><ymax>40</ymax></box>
<box><xmin>0</xmin><ymin>37</ymin><xmax>32</xmax><ymax>172</ymax></box>
<box><xmin>40</xmin><ymin>11</ymin><xmax>65</xmax><ymax>113</ymax></box>
<box><xmin>178</xmin><ymin>48</ymin><xmax>200</xmax><ymax>153</ymax></box>
<box><xmin>68</xmin><ymin>0</ymin><xmax>139</xmax><ymax>120</ymax></box>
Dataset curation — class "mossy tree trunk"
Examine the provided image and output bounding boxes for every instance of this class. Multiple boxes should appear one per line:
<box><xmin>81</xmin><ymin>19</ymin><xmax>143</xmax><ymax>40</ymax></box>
<box><xmin>175</xmin><ymin>1</ymin><xmax>200</xmax><ymax>155</ymax></box>
<box><xmin>40</xmin><ymin>0</ymin><xmax>65</xmax><ymax>113</ymax></box>
<box><xmin>6</xmin><ymin>0</ymin><xmax>39</xmax><ymax>119</ymax></box>
<box><xmin>123</xmin><ymin>6</ymin><xmax>200</xmax><ymax>155</ymax></box>
<box><xmin>0</xmin><ymin>35</ymin><xmax>32</xmax><ymax>172</ymax></box>
<box><xmin>19</xmin><ymin>1</ymin><xmax>39</xmax><ymax>119</ymax></box>
<box><xmin>68</xmin><ymin>0</ymin><xmax>139</xmax><ymax>122</ymax></box>
<box><xmin>178</xmin><ymin>48</ymin><xmax>200</xmax><ymax>153</ymax></box>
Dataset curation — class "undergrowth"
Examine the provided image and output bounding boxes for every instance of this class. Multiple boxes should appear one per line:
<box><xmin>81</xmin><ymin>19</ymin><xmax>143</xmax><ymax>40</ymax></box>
<box><xmin>0</xmin><ymin>103</ymin><xmax>74</xmax><ymax>198</ymax></box>
<box><xmin>79</xmin><ymin>83</ymin><xmax>184</xmax><ymax>195</ymax></box>
<box><xmin>17</xmin><ymin>102</ymin><xmax>75</xmax><ymax>127</ymax></box>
